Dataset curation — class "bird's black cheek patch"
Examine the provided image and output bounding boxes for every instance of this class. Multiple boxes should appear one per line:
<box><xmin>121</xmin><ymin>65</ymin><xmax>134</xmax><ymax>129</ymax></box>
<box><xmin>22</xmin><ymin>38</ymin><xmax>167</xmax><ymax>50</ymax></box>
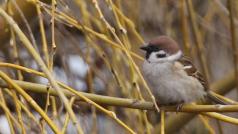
<box><xmin>143</xmin><ymin>46</ymin><xmax>160</xmax><ymax>60</ymax></box>
<box><xmin>156</xmin><ymin>53</ymin><xmax>166</xmax><ymax>58</ymax></box>
<box><xmin>145</xmin><ymin>52</ymin><xmax>152</xmax><ymax>60</ymax></box>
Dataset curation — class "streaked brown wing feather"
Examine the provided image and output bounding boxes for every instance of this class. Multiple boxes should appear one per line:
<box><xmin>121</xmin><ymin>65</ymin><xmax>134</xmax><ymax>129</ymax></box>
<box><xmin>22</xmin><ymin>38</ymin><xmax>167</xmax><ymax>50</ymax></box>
<box><xmin>178</xmin><ymin>56</ymin><xmax>228</xmax><ymax>104</ymax></box>
<box><xmin>178</xmin><ymin>56</ymin><xmax>208</xmax><ymax>90</ymax></box>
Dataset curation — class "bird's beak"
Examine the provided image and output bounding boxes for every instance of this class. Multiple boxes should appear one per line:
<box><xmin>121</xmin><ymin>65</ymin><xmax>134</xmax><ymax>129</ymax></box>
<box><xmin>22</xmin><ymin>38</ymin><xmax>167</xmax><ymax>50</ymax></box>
<box><xmin>140</xmin><ymin>46</ymin><xmax>150</xmax><ymax>52</ymax></box>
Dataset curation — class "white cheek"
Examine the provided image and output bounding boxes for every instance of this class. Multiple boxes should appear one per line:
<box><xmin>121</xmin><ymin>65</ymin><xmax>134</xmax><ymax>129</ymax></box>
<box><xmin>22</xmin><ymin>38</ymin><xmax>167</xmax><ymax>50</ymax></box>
<box><xmin>147</xmin><ymin>50</ymin><xmax>182</xmax><ymax>63</ymax></box>
<box><xmin>167</xmin><ymin>51</ymin><xmax>182</xmax><ymax>61</ymax></box>
<box><xmin>148</xmin><ymin>52</ymin><xmax>168</xmax><ymax>63</ymax></box>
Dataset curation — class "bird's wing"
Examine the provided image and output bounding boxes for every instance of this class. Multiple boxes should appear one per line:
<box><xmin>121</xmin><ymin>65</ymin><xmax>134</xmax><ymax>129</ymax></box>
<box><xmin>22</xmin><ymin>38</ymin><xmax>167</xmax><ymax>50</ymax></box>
<box><xmin>179</xmin><ymin>56</ymin><xmax>229</xmax><ymax>104</ymax></box>
<box><xmin>178</xmin><ymin>55</ymin><xmax>208</xmax><ymax>91</ymax></box>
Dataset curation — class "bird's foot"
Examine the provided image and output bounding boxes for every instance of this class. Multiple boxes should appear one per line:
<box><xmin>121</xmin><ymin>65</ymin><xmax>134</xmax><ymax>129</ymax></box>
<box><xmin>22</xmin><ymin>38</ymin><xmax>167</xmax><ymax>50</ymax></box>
<box><xmin>176</xmin><ymin>103</ymin><xmax>184</xmax><ymax>113</ymax></box>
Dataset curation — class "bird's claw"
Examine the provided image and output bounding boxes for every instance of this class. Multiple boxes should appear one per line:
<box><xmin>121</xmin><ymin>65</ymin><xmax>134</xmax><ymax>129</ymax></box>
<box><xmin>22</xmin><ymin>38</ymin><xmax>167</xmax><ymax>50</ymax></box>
<box><xmin>176</xmin><ymin>104</ymin><xmax>184</xmax><ymax>113</ymax></box>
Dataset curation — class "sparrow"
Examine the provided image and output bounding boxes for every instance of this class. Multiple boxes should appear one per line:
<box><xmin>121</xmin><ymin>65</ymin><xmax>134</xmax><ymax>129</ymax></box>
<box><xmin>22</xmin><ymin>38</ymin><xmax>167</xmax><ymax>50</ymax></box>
<box><xmin>141</xmin><ymin>36</ymin><xmax>223</xmax><ymax>106</ymax></box>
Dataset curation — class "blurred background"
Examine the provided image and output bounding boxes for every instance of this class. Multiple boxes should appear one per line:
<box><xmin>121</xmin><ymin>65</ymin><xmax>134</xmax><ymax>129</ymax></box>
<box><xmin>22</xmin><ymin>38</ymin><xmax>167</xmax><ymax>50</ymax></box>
<box><xmin>0</xmin><ymin>0</ymin><xmax>237</xmax><ymax>133</ymax></box>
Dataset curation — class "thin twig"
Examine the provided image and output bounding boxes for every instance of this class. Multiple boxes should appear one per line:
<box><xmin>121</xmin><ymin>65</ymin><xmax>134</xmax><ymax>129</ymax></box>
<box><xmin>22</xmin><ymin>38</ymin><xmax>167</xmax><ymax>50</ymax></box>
<box><xmin>227</xmin><ymin>0</ymin><xmax>238</xmax><ymax>95</ymax></box>
<box><xmin>0</xmin><ymin>8</ymin><xmax>83</xmax><ymax>134</ymax></box>
<box><xmin>0</xmin><ymin>71</ymin><xmax>61</xmax><ymax>133</ymax></box>
<box><xmin>186</xmin><ymin>0</ymin><xmax>210</xmax><ymax>83</ymax></box>
<box><xmin>160</xmin><ymin>110</ymin><xmax>165</xmax><ymax>134</ymax></box>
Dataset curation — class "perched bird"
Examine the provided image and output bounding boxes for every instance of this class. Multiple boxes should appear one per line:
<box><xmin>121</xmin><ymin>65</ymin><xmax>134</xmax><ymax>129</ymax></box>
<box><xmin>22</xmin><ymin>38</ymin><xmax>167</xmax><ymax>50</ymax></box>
<box><xmin>141</xmin><ymin>36</ymin><xmax>223</xmax><ymax>106</ymax></box>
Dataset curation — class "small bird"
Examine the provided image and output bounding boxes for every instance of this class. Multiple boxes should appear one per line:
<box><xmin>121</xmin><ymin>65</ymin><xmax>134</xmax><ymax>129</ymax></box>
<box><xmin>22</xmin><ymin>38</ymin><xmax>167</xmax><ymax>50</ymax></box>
<box><xmin>141</xmin><ymin>36</ymin><xmax>223</xmax><ymax>106</ymax></box>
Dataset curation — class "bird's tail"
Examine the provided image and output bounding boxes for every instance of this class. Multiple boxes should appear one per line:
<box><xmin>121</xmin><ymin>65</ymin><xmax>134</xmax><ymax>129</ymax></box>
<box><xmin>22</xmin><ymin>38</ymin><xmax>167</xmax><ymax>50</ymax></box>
<box><xmin>206</xmin><ymin>91</ymin><xmax>230</xmax><ymax>105</ymax></box>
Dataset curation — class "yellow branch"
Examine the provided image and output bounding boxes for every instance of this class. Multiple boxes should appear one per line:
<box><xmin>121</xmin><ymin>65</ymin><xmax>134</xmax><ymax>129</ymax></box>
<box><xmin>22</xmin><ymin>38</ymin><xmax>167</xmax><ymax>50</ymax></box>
<box><xmin>0</xmin><ymin>71</ymin><xmax>61</xmax><ymax>133</ymax></box>
<box><xmin>1</xmin><ymin>80</ymin><xmax>238</xmax><ymax>113</ymax></box>
<box><xmin>0</xmin><ymin>7</ymin><xmax>83</xmax><ymax>134</ymax></box>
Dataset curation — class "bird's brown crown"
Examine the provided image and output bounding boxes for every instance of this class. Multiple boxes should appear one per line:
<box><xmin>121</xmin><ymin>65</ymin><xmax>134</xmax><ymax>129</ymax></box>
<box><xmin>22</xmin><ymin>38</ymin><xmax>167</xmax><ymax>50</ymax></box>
<box><xmin>148</xmin><ymin>36</ymin><xmax>180</xmax><ymax>55</ymax></box>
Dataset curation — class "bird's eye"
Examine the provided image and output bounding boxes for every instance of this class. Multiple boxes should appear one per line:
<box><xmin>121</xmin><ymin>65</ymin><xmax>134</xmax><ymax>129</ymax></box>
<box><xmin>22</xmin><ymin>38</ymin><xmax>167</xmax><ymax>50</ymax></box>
<box><xmin>156</xmin><ymin>53</ymin><xmax>166</xmax><ymax>58</ymax></box>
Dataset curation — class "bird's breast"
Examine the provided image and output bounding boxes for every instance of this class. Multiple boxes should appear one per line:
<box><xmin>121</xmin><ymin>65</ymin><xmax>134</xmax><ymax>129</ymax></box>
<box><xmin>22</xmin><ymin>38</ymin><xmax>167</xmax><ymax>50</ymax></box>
<box><xmin>142</xmin><ymin>61</ymin><xmax>206</xmax><ymax>105</ymax></box>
